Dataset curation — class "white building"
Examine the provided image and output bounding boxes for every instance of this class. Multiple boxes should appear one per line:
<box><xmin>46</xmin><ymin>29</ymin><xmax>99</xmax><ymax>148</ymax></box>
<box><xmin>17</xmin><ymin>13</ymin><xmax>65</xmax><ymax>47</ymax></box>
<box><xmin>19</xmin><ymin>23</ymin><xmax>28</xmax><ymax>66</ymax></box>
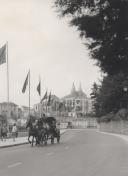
<box><xmin>0</xmin><ymin>102</ymin><xmax>18</xmax><ymax>119</ymax></box>
<box><xmin>34</xmin><ymin>95</ymin><xmax>60</xmax><ymax>117</ymax></box>
<box><xmin>19</xmin><ymin>106</ymin><xmax>34</xmax><ymax>119</ymax></box>
<box><xmin>62</xmin><ymin>83</ymin><xmax>93</xmax><ymax>118</ymax></box>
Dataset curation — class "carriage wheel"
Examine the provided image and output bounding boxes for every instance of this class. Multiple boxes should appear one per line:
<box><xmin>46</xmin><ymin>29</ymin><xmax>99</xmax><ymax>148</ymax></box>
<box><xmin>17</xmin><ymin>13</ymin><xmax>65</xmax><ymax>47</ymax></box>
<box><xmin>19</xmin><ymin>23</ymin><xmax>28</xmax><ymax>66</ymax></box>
<box><xmin>43</xmin><ymin>134</ymin><xmax>47</xmax><ymax>145</ymax></box>
<box><xmin>57</xmin><ymin>136</ymin><xmax>60</xmax><ymax>143</ymax></box>
<box><xmin>44</xmin><ymin>136</ymin><xmax>47</xmax><ymax>145</ymax></box>
<box><xmin>51</xmin><ymin>137</ymin><xmax>54</xmax><ymax>144</ymax></box>
<box><xmin>45</xmin><ymin>141</ymin><xmax>47</xmax><ymax>145</ymax></box>
<box><xmin>28</xmin><ymin>136</ymin><xmax>31</xmax><ymax>144</ymax></box>
<box><xmin>31</xmin><ymin>137</ymin><xmax>34</xmax><ymax>147</ymax></box>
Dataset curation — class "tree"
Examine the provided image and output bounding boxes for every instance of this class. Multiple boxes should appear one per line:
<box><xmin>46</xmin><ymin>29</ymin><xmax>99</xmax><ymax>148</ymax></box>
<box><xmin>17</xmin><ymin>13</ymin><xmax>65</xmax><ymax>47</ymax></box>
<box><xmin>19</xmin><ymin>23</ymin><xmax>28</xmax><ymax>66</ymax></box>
<box><xmin>0</xmin><ymin>115</ymin><xmax>7</xmax><ymax>125</ymax></box>
<box><xmin>90</xmin><ymin>72</ymin><xmax>128</xmax><ymax>117</ymax></box>
<box><xmin>90</xmin><ymin>82</ymin><xmax>101</xmax><ymax>116</ymax></box>
<box><xmin>10</xmin><ymin>111</ymin><xmax>17</xmax><ymax>121</ymax></box>
<box><xmin>54</xmin><ymin>0</ymin><xmax>128</xmax><ymax>75</ymax></box>
<box><xmin>90</xmin><ymin>82</ymin><xmax>100</xmax><ymax>99</ymax></box>
<box><xmin>54</xmin><ymin>0</ymin><xmax>128</xmax><ymax>118</ymax></box>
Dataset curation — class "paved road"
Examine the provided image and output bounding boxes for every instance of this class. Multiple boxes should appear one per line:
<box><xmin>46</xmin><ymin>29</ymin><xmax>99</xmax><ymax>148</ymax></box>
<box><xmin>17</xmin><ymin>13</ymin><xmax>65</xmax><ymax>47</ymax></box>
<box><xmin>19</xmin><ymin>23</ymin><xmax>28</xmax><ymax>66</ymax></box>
<box><xmin>0</xmin><ymin>129</ymin><xmax>128</xmax><ymax>176</ymax></box>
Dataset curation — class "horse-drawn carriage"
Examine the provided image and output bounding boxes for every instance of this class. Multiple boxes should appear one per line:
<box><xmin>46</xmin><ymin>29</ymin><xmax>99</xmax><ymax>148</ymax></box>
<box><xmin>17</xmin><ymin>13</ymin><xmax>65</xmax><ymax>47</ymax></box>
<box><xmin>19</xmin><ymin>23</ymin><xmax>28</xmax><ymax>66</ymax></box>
<box><xmin>26</xmin><ymin>116</ymin><xmax>60</xmax><ymax>147</ymax></box>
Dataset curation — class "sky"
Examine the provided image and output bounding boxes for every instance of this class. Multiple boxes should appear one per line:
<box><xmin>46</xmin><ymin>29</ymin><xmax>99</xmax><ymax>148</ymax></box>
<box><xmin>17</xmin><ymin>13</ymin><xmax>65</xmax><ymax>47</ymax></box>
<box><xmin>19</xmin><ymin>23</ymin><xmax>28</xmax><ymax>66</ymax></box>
<box><xmin>0</xmin><ymin>0</ymin><xmax>101</xmax><ymax>107</ymax></box>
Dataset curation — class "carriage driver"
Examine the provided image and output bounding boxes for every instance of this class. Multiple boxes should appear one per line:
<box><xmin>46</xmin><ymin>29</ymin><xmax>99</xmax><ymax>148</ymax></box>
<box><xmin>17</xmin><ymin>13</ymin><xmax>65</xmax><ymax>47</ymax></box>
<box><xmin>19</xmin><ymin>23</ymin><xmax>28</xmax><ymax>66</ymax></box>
<box><xmin>38</xmin><ymin>113</ymin><xmax>47</xmax><ymax>129</ymax></box>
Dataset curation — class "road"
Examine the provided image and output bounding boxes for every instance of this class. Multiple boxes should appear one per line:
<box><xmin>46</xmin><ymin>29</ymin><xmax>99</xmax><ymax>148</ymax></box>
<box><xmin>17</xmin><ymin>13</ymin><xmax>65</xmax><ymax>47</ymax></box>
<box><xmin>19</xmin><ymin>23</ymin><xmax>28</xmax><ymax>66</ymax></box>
<box><xmin>0</xmin><ymin>129</ymin><xmax>128</xmax><ymax>176</ymax></box>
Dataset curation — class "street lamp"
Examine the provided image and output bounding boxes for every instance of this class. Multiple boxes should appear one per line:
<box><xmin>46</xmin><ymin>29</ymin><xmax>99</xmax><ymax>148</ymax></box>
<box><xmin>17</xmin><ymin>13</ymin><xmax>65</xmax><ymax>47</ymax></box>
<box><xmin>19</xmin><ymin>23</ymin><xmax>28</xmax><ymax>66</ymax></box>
<box><xmin>123</xmin><ymin>87</ymin><xmax>128</xmax><ymax>92</ymax></box>
<box><xmin>123</xmin><ymin>87</ymin><xmax>128</xmax><ymax>108</ymax></box>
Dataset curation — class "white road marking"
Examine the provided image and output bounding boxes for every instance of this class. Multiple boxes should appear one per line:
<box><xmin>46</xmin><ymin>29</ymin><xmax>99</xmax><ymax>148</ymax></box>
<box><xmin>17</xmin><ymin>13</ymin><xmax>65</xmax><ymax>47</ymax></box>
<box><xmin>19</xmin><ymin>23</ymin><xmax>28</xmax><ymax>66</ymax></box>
<box><xmin>46</xmin><ymin>152</ymin><xmax>54</xmax><ymax>156</ymax></box>
<box><xmin>8</xmin><ymin>162</ymin><xmax>22</xmax><ymax>168</ymax></box>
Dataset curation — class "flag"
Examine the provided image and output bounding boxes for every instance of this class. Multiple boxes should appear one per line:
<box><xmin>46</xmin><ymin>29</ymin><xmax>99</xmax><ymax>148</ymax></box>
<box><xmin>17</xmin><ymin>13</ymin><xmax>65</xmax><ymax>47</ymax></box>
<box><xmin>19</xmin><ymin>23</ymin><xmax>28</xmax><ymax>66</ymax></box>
<box><xmin>0</xmin><ymin>44</ymin><xmax>6</xmax><ymax>65</ymax></box>
<box><xmin>37</xmin><ymin>81</ymin><xmax>41</xmax><ymax>96</ymax></box>
<box><xmin>47</xmin><ymin>92</ymin><xmax>51</xmax><ymax>106</ymax></box>
<box><xmin>22</xmin><ymin>72</ymin><xmax>29</xmax><ymax>93</ymax></box>
<box><xmin>40</xmin><ymin>91</ymin><xmax>47</xmax><ymax>103</ymax></box>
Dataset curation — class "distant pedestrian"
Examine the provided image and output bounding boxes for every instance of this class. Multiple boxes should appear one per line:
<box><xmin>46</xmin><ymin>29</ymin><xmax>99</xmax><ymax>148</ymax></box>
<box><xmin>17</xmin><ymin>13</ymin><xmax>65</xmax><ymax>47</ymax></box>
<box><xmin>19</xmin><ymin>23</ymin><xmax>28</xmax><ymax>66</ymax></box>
<box><xmin>0</xmin><ymin>123</ymin><xmax>2</xmax><ymax>140</ymax></box>
<box><xmin>1</xmin><ymin>124</ymin><xmax>8</xmax><ymax>141</ymax></box>
<box><xmin>12</xmin><ymin>123</ymin><xmax>17</xmax><ymax>142</ymax></box>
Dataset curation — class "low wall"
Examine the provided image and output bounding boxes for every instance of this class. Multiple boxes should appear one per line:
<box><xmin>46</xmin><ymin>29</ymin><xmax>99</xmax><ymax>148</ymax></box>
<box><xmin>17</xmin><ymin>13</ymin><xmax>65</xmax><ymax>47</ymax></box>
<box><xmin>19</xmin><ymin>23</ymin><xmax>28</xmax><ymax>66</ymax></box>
<box><xmin>7</xmin><ymin>131</ymin><xmax>28</xmax><ymax>138</ymax></box>
<box><xmin>60</xmin><ymin>123</ymin><xmax>68</xmax><ymax>129</ymax></box>
<box><xmin>100</xmin><ymin>120</ymin><xmax>128</xmax><ymax>135</ymax></box>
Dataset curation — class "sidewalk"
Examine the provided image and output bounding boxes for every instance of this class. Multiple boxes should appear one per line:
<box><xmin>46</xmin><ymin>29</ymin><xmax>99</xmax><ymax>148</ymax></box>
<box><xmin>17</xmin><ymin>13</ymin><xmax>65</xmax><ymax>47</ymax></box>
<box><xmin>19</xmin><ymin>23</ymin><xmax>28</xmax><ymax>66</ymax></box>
<box><xmin>0</xmin><ymin>129</ymin><xmax>66</xmax><ymax>148</ymax></box>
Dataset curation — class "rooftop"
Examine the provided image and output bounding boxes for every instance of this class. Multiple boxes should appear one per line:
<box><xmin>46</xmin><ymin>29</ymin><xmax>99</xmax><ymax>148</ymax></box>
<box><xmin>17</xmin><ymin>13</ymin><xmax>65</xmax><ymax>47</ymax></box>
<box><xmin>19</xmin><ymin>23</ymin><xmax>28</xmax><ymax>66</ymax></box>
<box><xmin>63</xmin><ymin>83</ymin><xmax>87</xmax><ymax>99</ymax></box>
<box><xmin>0</xmin><ymin>102</ymin><xmax>18</xmax><ymax>107</ymax></box>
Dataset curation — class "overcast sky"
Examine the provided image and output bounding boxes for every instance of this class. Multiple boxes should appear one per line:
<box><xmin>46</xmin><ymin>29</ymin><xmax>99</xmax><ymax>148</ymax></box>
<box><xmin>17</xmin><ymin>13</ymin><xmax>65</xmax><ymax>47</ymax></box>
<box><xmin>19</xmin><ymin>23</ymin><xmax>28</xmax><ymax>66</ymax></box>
<box><xmin>0</xmin><ymin>0</ymin><xmax>101</xmax><ymax>107</ymax></box>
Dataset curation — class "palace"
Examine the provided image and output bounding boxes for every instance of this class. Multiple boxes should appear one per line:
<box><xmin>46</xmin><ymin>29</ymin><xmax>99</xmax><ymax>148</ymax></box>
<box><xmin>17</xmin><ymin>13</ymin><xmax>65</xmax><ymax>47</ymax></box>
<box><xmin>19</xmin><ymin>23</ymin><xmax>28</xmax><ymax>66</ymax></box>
<box><xmin>33</xmin><ymin>83</ymin><xmax>93</xmax><ymax>119</ymax></box>
<box><xmin>62</xmin><ymin>83</ymin><xmax>92</xmax><ymax>118</ymax></box>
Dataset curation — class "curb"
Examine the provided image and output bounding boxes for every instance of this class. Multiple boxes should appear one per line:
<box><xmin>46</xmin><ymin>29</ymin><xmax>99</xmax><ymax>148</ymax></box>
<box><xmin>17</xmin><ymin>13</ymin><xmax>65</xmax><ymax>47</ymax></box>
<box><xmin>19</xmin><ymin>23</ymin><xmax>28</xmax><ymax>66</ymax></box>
<box><xmin>0</xmin><ymin>130</ymin><xmax>66</xmax><ymax>149</ymax></box>
<box><xmin>97</xmin><ymin>130</ymin><xmax>128</xmax><ymax>143</ymax></box>
<box><xmin>0</xmin><ymin>141</ymin><xmax>29</xmax><ymax>149</ymax></box>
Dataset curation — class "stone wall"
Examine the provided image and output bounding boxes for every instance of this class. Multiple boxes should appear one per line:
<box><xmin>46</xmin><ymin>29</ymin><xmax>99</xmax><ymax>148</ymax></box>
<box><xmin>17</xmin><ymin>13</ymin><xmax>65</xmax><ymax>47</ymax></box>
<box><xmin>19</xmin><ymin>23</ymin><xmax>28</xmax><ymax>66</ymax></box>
<box><xmin>100</xmin><ymin>120</ymin><xmax>128</xmax><ymax>135</ymax></box>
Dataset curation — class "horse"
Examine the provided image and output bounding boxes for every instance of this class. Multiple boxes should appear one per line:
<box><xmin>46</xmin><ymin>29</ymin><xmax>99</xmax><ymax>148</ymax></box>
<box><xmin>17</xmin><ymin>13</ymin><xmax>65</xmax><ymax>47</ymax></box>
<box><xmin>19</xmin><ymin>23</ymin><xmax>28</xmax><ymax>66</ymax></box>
<box><xmin>26</xmin><ymin>120</ymin><xmax>39</xmax><ymax>147</ymax></box>
<box><xmin>26</xmin><ymin>118</ymin><xmax>48</xmax><ymax>146</ymax></box>
<box><xmin>36</xmin><ymin>118</ymin><xmax>48</xmax><ymax>145</ymax></box>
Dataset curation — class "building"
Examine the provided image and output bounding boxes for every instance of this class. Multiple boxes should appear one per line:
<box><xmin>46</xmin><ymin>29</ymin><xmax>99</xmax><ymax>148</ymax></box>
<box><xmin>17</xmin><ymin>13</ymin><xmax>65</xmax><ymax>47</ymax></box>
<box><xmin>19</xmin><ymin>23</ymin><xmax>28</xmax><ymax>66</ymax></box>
<box><xmin>33</xmin><ymin>103</ymin><xmax>42</xmax><ymax>117</ymax></box>
<box><xmin>0</xmin><ymin>102</ymin><xmax>18</xmax><ymax>120</ymax></box>
<box><xmin>87</xmin><ymin>98</ymin><xmax>94</xmax><ymax>114</ymax></box>
<box><xmin>33</xmin><ymin>83</ymin><xmax>93</xmax><ymax>120</ymax></box>
<box><xmin>18</xmin><ymin>106</ymin><xmax>35</xmax><ymax>119</ymax></box>
<box><xmin>34</xmin><ymin>95</ymin><xmax>60</xmax><ymax>117</ymax></box>
<box><xmin>62</xmin><ymin>83</ymin><xmax>93</xmax><ymax>118</ymax></box>
<box><xmin>17</xmin><ymin>106</ymin><xmax>35</xmax><ymax>126</ymax></box>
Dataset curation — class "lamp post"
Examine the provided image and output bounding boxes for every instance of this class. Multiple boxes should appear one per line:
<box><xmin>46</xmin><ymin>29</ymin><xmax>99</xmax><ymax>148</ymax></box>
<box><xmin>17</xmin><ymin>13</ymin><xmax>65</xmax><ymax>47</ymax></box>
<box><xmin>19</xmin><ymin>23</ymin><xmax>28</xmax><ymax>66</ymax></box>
<box><xmin>123</xmin><ymin>87</ymin><xmax>128</xmax><ymax>108</ymax></box>
<box><xmin>123</xmin><ymin>87</ymin><xmax>128</xmax><ymax>92</ymax></box>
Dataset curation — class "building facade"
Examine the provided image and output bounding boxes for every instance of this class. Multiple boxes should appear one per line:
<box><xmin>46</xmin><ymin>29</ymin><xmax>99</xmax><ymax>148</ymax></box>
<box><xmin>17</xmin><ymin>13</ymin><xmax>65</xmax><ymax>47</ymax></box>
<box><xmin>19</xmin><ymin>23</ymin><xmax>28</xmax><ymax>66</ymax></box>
<box><xmin>0</xmin><ymin>102</ymin><xmax>18</xmax><ymax>120</ymax></box>
<box><xmin>33</xmin><ymin>83</ymin><xmax>93</xmax><ymax>120</ymax></box>
<box><xmin>18</xmin><ymin>106</ymin><xmax>34</xmax><ymax>119</ymax></box>
<box><xmin>34</xmin><ymin>95</ymin><xmax>60</xmax><ymax>118</ymax></box>
<box><xmin>62</xmin><ymin>83</ymin><xmax>93</xmax><ymax>118</ymax></box>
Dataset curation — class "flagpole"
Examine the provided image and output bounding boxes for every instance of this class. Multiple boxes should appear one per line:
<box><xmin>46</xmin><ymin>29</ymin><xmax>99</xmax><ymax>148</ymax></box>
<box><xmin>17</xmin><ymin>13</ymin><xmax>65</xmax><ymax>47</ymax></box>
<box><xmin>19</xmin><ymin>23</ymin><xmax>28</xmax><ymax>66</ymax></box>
<box><xmin>55</xmin><ymin>101</ymin><xmax>57</xmax><ymax>121</ymax></box>
<box><xmin>46</xmin><ymin>97</ymin><xmax>47</xmax><ymax>116</ymax></box>
<box><xmin>39</xmin><ymin>75</ymin><xmax>41</xmax><ymax>118</ymax></box>
<box><xmin>29</xmin><ymin>70</ymin><xmax>30</xmax><ymax>118</ymax></box>
<box><xmin>46</xmin><ymin>89</ymin><xmax>48</xmax><ymax>116</ymax></box>
<box><xmin>6</xmin><ymin>41</ymin><xmax>10</xmax><ymax>120</ymax></box>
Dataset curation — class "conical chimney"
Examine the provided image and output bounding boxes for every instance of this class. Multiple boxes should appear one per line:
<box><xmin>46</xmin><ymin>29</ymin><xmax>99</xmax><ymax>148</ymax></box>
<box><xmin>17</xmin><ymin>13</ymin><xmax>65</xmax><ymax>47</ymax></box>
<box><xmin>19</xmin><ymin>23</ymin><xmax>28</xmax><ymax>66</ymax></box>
<box><xmin>78</xmin><ymin>82</ymin><xmax>83</xmax><ymax>92</ymax></box>
<box><xmin>71</xmin><ymin>82</ymin><xmax>76</xmax><ymax>95</ymax></box>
